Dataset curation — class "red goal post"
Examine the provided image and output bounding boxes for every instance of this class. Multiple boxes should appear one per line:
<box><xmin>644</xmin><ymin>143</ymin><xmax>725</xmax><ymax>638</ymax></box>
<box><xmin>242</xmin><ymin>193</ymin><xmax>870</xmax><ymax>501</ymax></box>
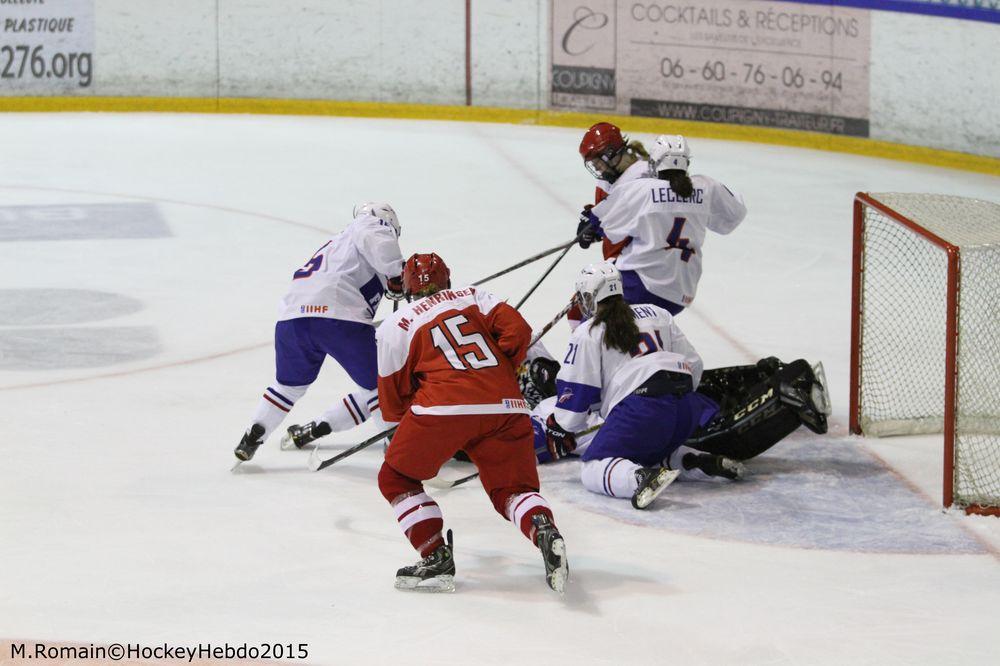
<box><xmin>850</xmin><ymin>192</ymin><xmax>1000</xmax><ymax>516</ymax></box>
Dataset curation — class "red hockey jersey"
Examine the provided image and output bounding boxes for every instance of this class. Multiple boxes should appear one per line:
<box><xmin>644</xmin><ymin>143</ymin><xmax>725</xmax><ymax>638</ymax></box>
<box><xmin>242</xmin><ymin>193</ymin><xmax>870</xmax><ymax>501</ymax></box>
<box><xmin>376</xmin><ymin>287</ymin><xmax>532</xmax><ymax>422</ymax></box>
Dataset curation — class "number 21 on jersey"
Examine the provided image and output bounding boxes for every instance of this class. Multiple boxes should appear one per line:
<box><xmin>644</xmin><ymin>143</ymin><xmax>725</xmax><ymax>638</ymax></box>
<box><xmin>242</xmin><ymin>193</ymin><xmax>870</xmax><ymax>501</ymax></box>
<box><xmin>631</xmin><ymin>330</ymin><xmax>664</xmax><ymax>358</ymax></box>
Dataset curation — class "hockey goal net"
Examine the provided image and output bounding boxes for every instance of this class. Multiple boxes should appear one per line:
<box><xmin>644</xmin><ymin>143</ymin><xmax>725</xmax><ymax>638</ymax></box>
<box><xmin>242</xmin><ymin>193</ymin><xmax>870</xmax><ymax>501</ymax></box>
<box><xmin>850</xmin><ymin>193</ymin><xmax>1000</xmax><ymax>514</ymax></box>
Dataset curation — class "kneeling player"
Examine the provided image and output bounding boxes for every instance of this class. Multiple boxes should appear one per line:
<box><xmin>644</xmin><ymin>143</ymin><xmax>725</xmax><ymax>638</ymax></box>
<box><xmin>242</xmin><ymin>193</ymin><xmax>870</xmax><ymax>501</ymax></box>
<box><xmin>544</xmin><ymin>262</ymin><xmax>722</xmax><ymax>509</ymax></box>
<box><xmin>375</xmin><ymin>253</ymin><xmax>568</xmax><ymax>594</ymax></box>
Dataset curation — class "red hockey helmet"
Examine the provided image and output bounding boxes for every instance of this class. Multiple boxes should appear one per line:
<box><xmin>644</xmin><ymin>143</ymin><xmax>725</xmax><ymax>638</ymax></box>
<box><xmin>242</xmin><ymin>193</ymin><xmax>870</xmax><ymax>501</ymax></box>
<box><xmin>402</xmin><ymin>252</ymin><xmax>451</xmax><ymax>297</ymax></box>
<box><xmin>579</xmin><ymin>122</ymin><xmax>627</xmax><ymax>182</ymax></box>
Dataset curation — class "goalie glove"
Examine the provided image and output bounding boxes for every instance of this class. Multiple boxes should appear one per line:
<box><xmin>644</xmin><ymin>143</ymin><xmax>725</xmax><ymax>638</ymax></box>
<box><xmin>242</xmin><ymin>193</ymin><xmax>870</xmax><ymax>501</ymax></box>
<box><xmin>529</xmin><ymin>357</ymin><xmax>560</xmax><ymax>400</ymax></box>
<box><xmin>385</xmin><ymin>274</ymin><xmax>406</xmax><ymax>301</ymax></box>
<box><xmin>577</xmin><ymin>205</ymin><xmax>602</xmax><ymax>249</ymax></box>
<box><xmin>544</xmin><ymin>414</ymin><xmax>577</xmax><ymax>461</ymax></box>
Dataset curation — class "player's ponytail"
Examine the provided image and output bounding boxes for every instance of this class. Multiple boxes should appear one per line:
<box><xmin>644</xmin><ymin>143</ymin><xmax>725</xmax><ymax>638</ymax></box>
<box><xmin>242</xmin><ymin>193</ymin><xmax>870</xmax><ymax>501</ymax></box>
<box><xmin>659</xmin><ymin>169</ymin><xmax>694</xmax><ymax>199</ymax></box>
<box><xmin>627</xmin><ymin>139</ymin><xmax>650</xmax><ymax>160</ymax></box>
<box><xmin>593</xmin><ymin>295</ymin><xmax>641</xmax><ymax>354</ymax></box>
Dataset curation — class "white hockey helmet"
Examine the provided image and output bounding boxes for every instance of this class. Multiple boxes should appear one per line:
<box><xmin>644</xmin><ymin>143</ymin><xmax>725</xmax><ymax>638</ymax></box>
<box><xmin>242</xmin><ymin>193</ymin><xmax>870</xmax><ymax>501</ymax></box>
<box><xmin>648</xmin><ymin>134</ymin><xmax>691</xmax><ymax>173</ymax></box>
<box><xmin>353</xmin><ymin>201</ymin><xmax>400</xmax><ymax>237</ymax></box>
<box><xmin>575</xmin><ymin>261</ymin><xmax>623</xmax><ymax>318</ymax></box>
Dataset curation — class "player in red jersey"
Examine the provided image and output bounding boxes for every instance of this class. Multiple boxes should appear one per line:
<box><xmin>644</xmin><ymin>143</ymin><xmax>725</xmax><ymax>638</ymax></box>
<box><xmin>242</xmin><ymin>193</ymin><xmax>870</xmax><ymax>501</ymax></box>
<box><xmin>566</xmin><ymin>122</ymin><xmax>652</xmax><ymax>328</ymax></box>
<box><xmin>375</xmin><ymin>253</ymin><xmax>569</xmax><ymax>594</ymax></box>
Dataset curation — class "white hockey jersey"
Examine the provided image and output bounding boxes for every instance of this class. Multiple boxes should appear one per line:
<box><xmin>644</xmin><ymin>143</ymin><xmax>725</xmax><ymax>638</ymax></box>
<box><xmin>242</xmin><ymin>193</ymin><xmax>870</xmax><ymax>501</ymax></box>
<box><xmin>277</xmin><ymin>212</ymin><xmax>404</xmax><ymax>324</ymax></box>
<box><xmin>595</xmin><ymin>159</ymin><xmax>651</xmax><ymax>199</ymax></box>
<box><xmin>552</xmin><ymin>303</ymin><xmax>703</xmax><ymax>433</ymax></box>
<box><xmin>589</xmin><ymin>174</ymin><xmax>746</xmax><ymax>307</ymax></box>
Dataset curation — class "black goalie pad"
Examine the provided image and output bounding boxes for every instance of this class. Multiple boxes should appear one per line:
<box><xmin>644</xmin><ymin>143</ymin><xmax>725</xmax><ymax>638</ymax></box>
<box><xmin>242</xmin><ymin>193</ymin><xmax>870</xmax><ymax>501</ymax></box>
<box><xmin>688</xmin><ymin>358</ymin><xmax>829</xmax><ymax>461</ymax></box>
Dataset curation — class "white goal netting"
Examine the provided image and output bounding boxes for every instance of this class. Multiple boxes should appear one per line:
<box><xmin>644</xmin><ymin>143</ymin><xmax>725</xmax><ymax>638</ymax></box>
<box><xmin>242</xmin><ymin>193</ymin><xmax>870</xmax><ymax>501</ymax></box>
<box><xmin>857</xmin><ymin>193</ymin><xmax>1000</xmax><ymax>509</ymax></box>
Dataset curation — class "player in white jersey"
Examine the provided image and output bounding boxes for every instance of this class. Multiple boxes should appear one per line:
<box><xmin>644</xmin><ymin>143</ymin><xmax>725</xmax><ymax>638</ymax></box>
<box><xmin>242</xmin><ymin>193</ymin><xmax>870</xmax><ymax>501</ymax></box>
<box><xmin>568</xmin><ymin>122</ymin><xmax>652</xmax><ymax>329</ymax></box>
<box><xmin>543</xmin><ymin>262</ymin><xmax>737</xmax><ymax>509</ymax></box>
<box><xmin>579</xmin><ymin>134</ymin><xmax>747</xmax><ymax>315</ymax></box>
<box><xmin>538</xmin><ymin>264</ymin><xmax>831</xmax><ymax>507</ymax></box>
<box><xmin>234</xmin><ymin>202</ymin><xmax>405</xmax><ymax>462</ymax></box>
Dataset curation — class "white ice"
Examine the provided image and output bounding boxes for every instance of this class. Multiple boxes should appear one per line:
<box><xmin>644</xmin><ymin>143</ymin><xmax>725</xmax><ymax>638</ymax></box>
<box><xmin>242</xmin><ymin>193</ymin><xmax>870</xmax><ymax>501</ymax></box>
<box><xmin>1</xmin><ymin>113</ymin><xmax>998</xmax><ymax>665</ymax></box>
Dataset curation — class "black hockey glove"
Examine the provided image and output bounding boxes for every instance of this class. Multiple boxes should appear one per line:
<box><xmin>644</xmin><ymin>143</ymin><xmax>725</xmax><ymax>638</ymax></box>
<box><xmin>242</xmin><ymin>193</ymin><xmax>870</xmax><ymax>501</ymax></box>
<box><xmin>529</xmin><ymin>357</ymin><xmax>560</xmax><ymax>400</ymax></box>
<box><xmin>577</xmin><ymin>205</ymin><xmax>601</xmax><ymax>249</ymax></box>
<box><xmin>386</xmin><ymin>275</ymin><xmax>406</xmax><ymax>301</ymax></box>
<box><xmin>545</xmin><ymin>414</ymin><xmax>577</xmax><ymax>461</ymax></box>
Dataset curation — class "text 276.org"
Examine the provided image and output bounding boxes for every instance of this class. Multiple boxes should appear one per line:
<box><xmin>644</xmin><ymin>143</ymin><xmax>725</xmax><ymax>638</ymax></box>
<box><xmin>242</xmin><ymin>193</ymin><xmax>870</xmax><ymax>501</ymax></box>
<box><xmin>1</xmin><ymin>44</ymin><xmax>92</xmax><ymax>87</ymax></box>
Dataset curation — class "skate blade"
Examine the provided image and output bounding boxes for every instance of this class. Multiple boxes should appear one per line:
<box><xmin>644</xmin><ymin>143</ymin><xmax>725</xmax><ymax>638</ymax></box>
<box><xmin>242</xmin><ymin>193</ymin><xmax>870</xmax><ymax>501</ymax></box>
<box><xmin>394</xmin><ymin>575</ymin><xmax>455</xmax><ymax>593</ymax></box>
<box><xmin>725</xmin><ymin>460</ymin><xmax>746</xmax><ymax>480</ymax></box>
<box><xmin>306</xmin><ymin>445</ymin><xmax>323</xmax><ymax>472</ymax></box>
<box><xmin>632</xmin><ymin>468</ymin><xmax>681</xmax><ymax>509</ymax></box>
<box><xmin>546</xmin><ymin>538</ymin><xmax>568</xmax><ymax>595</ymax></box>
<box><xmin>279</xmin><ymin>432</ymin><xmax>297</xmax><ymax>451</ymax></box>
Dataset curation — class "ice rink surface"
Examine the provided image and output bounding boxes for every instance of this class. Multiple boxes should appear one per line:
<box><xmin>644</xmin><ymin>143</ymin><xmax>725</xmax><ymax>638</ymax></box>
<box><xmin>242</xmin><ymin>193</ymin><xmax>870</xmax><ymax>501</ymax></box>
<box><xmin>1</xmin><ymin>113</ymin><xmax>999</xmax><ymax>665</ymax></box>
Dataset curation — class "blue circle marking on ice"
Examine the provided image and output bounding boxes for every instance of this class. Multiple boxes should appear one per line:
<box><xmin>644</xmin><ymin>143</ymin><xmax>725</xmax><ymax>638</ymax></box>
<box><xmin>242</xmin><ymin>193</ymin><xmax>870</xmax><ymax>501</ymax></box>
<box><xmin>0</xmin><ymin>289</ymin><xmax>160</xmax><ymax>371</ymax></box>
<box><xmin>0</xmin><ymin>289</ymin><xmax>144</xmax><ymax>326</ymax></box>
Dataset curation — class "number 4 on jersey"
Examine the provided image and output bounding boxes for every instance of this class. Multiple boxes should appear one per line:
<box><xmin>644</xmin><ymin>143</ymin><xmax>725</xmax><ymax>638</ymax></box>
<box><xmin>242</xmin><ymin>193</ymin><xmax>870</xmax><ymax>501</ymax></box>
<box><xmin>665</xmin><ymin>217</ymin><xmax>694</xmax><ymax>262</ymax></box>
<box><xmin>431</xmin><ymin>314</ymin><xmax>499</xmax><ymax>370</ymax></box>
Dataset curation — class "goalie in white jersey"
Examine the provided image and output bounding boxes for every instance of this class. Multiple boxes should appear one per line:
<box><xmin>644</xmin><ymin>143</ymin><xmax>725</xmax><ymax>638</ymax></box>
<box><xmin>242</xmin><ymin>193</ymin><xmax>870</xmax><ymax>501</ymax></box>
<box><xmin>578</xmin><ymin>134</ymin><xmax>747</xmax><ymax>314</ymax></box>
<box><xmin>234</xmin><ymin>202</ymin><xmax>405</xmax><ymax>462</ymax></box>
<box><xmin>544</xmin><ymin>262</ymin><xmax>730</xmax><ymax>509</ymax></box>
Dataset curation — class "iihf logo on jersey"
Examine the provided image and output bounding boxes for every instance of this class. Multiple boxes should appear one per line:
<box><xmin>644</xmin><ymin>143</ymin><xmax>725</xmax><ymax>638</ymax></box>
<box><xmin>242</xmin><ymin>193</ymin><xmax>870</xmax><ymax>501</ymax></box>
<box><xmin>300</xmin><ymin>305</ymin><xmax>329</xmax><ymax>314</ymax></box>
<box><xmin>558</xmin><ymin>388</ymin><xmax>574</xmax><ymax>404</ymax></box>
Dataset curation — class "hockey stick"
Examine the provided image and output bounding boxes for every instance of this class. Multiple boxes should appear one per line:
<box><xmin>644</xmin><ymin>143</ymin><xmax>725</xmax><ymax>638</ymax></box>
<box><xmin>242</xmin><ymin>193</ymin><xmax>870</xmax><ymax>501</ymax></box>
<box><xmin>314</xmin><ymin>245</ymin><xmax>575</xmax><ymax>473</ymax></box>
<box><xmin>529</xmin><ymin>298</ymin><xmax>576</xmax><ymax>348</ymax></box>
<box><xmin>425</xmin><ymin>423</ymin><xmax>603</xmax><ymax>490</ymax></box>
<box><xmin>472</xmin><ymin>238</ymin><xmax>577</xmax><ymax>287</ymax></box>
<box><xmin>316</xmin><ymin>302</ymin><xmax>572</xmax><ymax>475</ymax></box>
<box><xmin>309</xmin><ymin>426</ymin><xmax>397</xmax><ymax>472</ymax></box>
<box><xmin>425</xmin><ymin>471</ymin><xmax>480</xmax><ymax>490</ymax></box>
<box><xmin>514</xmin><ymin>242</ymin><xmax>575</xmax><ymax>310</ymax></box>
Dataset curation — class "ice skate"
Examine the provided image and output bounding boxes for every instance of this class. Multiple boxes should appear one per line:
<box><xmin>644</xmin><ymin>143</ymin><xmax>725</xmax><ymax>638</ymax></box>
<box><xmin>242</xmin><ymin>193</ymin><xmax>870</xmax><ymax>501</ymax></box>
<box><xmin>531</xmin><ymin>514</ymin><xmax>568</xmax><ymax>594</ymax></box>
<box><xmin>280</xmin><ymin>420</ymin><xmax>332</xmax><ymax>450</ymax></box>
<box><xmin>234</xmin><ymin>423</ymin><xmax>266</xmax><ymax>462</ymax></box>
<box><xmin>683</xmin><ymin>452</ymin><xmax>745</xmax><ymax>480</ymax></box>
<box><xmin>395</xmin><ymin>531</ymin><xmax>455</xmax><ymax>593</ymax></box>
<box><xmin>631</xmin><ymin>467</ymin><xmax>681</xmax><ymax>509</ymax></box>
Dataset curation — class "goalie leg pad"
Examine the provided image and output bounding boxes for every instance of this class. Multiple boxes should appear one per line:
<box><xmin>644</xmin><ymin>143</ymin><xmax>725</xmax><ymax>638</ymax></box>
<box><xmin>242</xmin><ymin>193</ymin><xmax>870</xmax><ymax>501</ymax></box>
<box><xmin>689</xmin><ymin>359</ymin><xmax>826</xmax><ymax>460</ymax></box>
<box><xmin>777</xmin><ymin>360</ymin><xmax>830</xmax><ymax>434</ymax></box>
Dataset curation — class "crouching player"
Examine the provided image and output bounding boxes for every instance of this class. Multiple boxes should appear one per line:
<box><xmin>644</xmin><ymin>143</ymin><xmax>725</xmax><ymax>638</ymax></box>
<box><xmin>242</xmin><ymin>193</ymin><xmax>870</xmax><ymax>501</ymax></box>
<box><xmin>234</xmin><ymin>202</ymin><xmax>405</xmax><ymax>462</ymax></box>
<box><xmin>375</xmin><ymin>253</ymin><xmax>569</xmax><ymax>594</ymax></box>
